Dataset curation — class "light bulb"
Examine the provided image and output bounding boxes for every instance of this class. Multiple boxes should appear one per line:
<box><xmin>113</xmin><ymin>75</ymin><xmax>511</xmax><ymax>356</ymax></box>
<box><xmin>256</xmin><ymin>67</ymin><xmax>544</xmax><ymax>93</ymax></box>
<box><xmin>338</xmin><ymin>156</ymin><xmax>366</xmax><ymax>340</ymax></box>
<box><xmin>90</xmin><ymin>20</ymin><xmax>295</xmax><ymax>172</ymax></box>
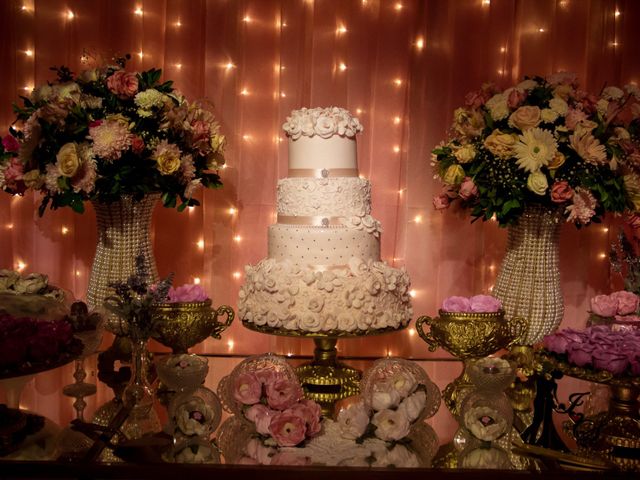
<box><xmin>224</xmin><ymin>61</ymin><xmax>235</xmax><ymax>70</ymax></box>
<box><xmin>134</xmin><ymin>7</ymin><xmax>143</xmax><ymax>16</ymax></box>
<box><xmin>232</xmin><ymin>271</ymin><xmax>241</xmax><ymax>279</ymax></box>
<box><xmin>409</xmin><ymin>289</ymin><xmax>416</xmax><ymax>298</ymax></box>
<box><xmin>415</xmin><ymin>37</ymin><xmax>424</xmax><ymax>50</ymax></box>
<box><xmin>24</xmin><ymin>49</ymin><xmax>33</xmax><ymax>57</ymax></box>
<box><xmin>197</xmin><ymin>239</ymin><xmax>205</xmax><ymax>249</ymax></box>
<box><xmin>193</xmin><ymin>277</ymin><xmax>201</xmax><ymax>285</ymax></box>
<box><xmin>16</xmin><ymin>261</ymin><xmax>26</xmax><ymax>272</ymax></box>
<box><xmin>66</xmin><ymin>10</ymin><xmax>75</xmax><ymax>19</ymax></box>
<box><xmin>174</xmin><ymin>63</ymin><xmax>182</xmax><ymax>70</ymax></box>
<box><xmin>243</xmin><ymin>15</ymin><xmax>251</xmax><ymax>23</ymax></box>
<box><xmin>414</xmin><ymin>214</ymin><xmax>423</xmax><ymax>223</ymax></box>
<box><xmin>393</xmin><ymin>78</ymin><xmax>402</xmax><ymax>86</ymax></box>
<box><xmin>338</xmin><ymin>62</ymin><xmax>347</xmax><ymax>71</ymax></box>
<box><xmin>336</xmin><ymin>25</ymin><xmax>347</xmax><ymax>34</ymax></box>
<box><xmin>393</xmin><ymin>116</ymin><xmax>401</xmax><ymax>125</ymax></box>
<box><xmin>240</xmin><ymin>88</ymin><xmax>249</xmax><ymax>96</ymax></box>
<box><xmin>394</xmin><ymin>2</ymin><xmax>403</xmax><ymax>11</ymax></box>
<box><xmin>408</xmin><ymin>328</ymin><xmax>416</xmax><ymax>336</ymax></box>
<box><xmin>234</xmin><ymin>235</ymin><xmax>242</xmax><ymax>243</ymax></box>
<box><xmin>229</xmin><ymin>207</ymin><xmax>237</xmax><ymax>215</ymax></box>
<box><xmin>393</xmin><ymin>145</ymin><xmax>401</xmax><ymax>153</ymax></box>
<box><xmin>61</xmin><ymin>226</ymin><xmax>69</xmax><ymax>235</ymax></box>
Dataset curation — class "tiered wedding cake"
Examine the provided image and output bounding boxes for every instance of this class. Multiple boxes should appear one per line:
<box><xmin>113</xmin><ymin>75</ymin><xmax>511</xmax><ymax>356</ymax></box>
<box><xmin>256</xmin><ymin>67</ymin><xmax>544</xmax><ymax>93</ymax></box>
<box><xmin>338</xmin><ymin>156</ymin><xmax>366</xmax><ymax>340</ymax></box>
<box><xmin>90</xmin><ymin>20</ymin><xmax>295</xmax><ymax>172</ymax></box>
<box><xmin>239</xmin><ymin>107</ymin><xmax>412</xmax><ymax>334</ymax></box>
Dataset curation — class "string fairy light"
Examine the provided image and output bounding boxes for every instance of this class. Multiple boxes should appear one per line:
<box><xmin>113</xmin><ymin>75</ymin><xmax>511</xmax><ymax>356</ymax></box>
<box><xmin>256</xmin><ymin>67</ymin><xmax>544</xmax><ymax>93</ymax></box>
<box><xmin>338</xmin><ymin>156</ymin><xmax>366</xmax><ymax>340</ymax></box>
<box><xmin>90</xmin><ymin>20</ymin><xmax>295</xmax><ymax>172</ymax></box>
<box><xmin>414</xmin><ymin>214</ymin><xmax>423</xmax><ymax>223</ymax></box>
<box><xmin>16</xmin><ymin>260</ymin><xmax>26</xmax><ymax>272</ymax></box>
<box><xmin>134</xmin><ymin>6</ymin><xmax>143</xmax><ymax>16</ymax></box>
<box><xmin>336</xmin><ymin>24</ymin><xmax>347</xmax><ymax>35</ymax></box>
<box><xmin>24</xmin><ymin>49</ymin><xmax>33</xmax><ymax>57</ymax></box>
<box><xmin>232</xmin><ymin>271</ymin><xmax>241</xmax><ymax>279</ymax></box>
<box><xmin>393</xmin><ymin>116</ymin><xmax>401</xmax><ymax>125</ymax></box>
<box><xmin>224</xmin><ymin>61</ymin><xmax>235</xmax><ymax>70</ymax></box>
<box><xmin>409</xmin><ymin>289</ymin><xmax>417</xmax><ymax>298</ymax></box>
<box><xmin>240</xmin><ymin>88</ymin><xmax>249</xmax><ymax>96</ymax></box>
<box><xmin>393</xmin><ymin>145</ymin><xmax>401</xmax><ymax>153</ymax></box>
<box><xmin>394</xmin><ymin>2</ymin><xmax>403</xmax><ymax>11</ymax></box>
<box><xmin>233</xmin><ymin>235</ymin><xmax>242</xmax><ymax>243</ymax></box>
<box><xmin>193</xmin><ymin>277</ymin><xmax>201</xmax><ymax>285</ymax></box>
<box><xmin>197</xmin><ymin>239</ymin><xmax>205</xmax><ymax>250</ymax></box>
<box><xmin>338</xmin><ymin>62</ymin><xmax>347</xmax><ymax>72</ymax></box>
<box><xmin>61</xmin><ymin>226</ymin><xmax>69</xmax><ymax>235</ymax></box>
<box><xmin>66</xmin><ymin>10</ymin><xmax>75</xmax><ymax>20</ymax></box>
<box><xmin>415</xmin><ymin>36</ymin><xmax>424</xmax><ymax>50</ymax></box>
<box><xmin>228</xmin><ymin>207</ymin><xmax>237</xmax><ymax>215</ymax></box>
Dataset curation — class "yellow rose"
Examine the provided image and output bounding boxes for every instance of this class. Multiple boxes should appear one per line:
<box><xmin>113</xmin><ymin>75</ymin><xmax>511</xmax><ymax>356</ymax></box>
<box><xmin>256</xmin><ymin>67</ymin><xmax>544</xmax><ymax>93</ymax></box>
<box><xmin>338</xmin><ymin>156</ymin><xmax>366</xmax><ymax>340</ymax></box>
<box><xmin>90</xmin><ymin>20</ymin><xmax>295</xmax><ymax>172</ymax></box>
<box><xmin>453</xmin><ymin>108</ymin><xmax>485</xmax><ymax>138</ymax></box>
<box><xmin>56</xmin><ymin>142</ymin><xmax>80</xmax><ymax>177</ymax></box>
<box><xmin>442</xmin><ymin>164</ymin><xmax>466</xmax><ymax>185</ymax></box>
<box><xmin>527</xmin><ymin>170</ymin><xmax>548</xmax><ymax>195</ymax></box>
<box><xmin>23</xmin><ymin>169</ymin><xmax>44</xmax><ymax>189</ymax></box>
<box><xmin>454</xmin><ymin>144</ymin><xmax>476</xmax><ymax>164</ymax></box>
<box><xmin>553</xmin><ymin>84</ymin><xmax>572</xmax><ymax>100</ymax></box>
<box><xmin>483</xmin><ymin>129</ymin><xmax>517</xmax><ymax>159</ymax></box>
<box><xmin>156</xmin><ymin>151</ymin><xmax>181</xmax><ymax>175</ymax></box>
<box><xmin>210</xmin><ymin>134</ymin><xmax>226</xmax><ymax>154</ymax></box>
<box><xmin>548</xmin><ymin>152</ymin><xmax>566</xmax><ymax>170</ymax></box>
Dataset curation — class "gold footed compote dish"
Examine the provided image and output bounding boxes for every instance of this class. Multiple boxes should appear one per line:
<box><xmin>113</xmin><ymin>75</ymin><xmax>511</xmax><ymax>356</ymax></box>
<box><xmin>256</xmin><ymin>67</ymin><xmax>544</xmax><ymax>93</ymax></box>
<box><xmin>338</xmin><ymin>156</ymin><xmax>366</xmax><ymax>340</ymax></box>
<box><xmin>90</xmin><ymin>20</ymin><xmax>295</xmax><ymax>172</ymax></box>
<box><xmin>150</xmin><ymin>300</ymin><xmax>234</xmax><ymax>353</ymax></box>
<box><xmin>416</xmin><ymin>310</ymin><xmax>523</xmax><ymax>416</ymax></box>
<box><xmin>536</xmin><ymin>350</ymin><xmax>640</xmax><ymax>470</ymax></box>
<box><xmin>242</xmin><ymin>321</ymin><xmax>403</xmax><ymax>416</ymax></box>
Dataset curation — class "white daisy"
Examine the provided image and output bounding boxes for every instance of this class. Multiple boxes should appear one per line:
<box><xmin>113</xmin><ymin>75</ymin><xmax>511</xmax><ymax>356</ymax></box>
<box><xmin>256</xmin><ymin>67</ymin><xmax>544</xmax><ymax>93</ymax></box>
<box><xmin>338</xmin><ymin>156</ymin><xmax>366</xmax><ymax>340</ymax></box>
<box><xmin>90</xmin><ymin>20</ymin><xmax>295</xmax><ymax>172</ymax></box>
<box><xmin>514</xmin><ymin>127</ymin><xmax>558</xmax><ymax>172</ymax></box>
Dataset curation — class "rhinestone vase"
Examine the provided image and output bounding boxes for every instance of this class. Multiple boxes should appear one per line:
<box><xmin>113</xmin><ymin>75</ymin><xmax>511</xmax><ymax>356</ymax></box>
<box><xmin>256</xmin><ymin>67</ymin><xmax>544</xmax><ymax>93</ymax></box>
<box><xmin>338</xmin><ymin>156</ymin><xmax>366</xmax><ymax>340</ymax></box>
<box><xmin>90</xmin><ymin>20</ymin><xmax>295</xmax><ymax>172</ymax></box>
<box><xmin>493</xmin><ymin>204</ymin><xmax>563</xmax><ymax>346</ymax></box>
<box><xmin>87</xmin><ymin>194</ymin><xmax>160</xmax><ymax>333</ymax></box>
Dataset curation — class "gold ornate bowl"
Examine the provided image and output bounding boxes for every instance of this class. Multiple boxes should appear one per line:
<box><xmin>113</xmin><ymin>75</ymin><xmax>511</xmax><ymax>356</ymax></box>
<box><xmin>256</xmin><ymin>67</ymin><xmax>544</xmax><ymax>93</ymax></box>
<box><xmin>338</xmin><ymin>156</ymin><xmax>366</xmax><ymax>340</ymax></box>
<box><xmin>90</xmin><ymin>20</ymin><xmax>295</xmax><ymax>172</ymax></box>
<box><xmin>416</xmin><ymin>310</ymin><xmax>522</xmax><ymax>358</ymax></box>
<box><xmin>151</xmin><ymin>300</ymin><xmax>234</xmax><ymax>353</ymax></box>
<box><xmin>415</xmin><ymin>310</ymin><xmax>523</xmax><ymax>416</ymax></box>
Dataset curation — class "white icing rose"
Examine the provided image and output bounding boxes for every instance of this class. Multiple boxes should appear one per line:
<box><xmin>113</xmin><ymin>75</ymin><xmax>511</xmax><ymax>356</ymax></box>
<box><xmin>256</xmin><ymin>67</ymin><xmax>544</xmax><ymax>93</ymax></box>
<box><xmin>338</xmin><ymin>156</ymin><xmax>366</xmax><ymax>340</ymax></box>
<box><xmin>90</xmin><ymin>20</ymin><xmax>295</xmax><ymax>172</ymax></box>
<box><xmin>315</xmin><ymin>116</ymin><xmax>336</xmax><ymax>139</ymax></box>
<box><xmin>253</xmin><ymin>313</ymin><xmax>268</xmax><ymax>326</ymax></box>
<box><xmin>348</xmin><ymin>257</ymin><xmax>369</xmax><ymax>276</ymax></box>
<box><xmin>282</xmin><ymin>119</ymin><xmax>302</xmax><ymax>140</ymax></box>
<box><xmin>356</xmin><ymin>315</ymin><xmax>373</xmax><ymax>331</ymax></box>
<box><xmin>307</xmin><ymin>296</ymin><xmax>325</xmax><ymax>313</ymax></box>
<box><xmin>283</xmin><ymin>315</ymin><xmax>300</xmax><ymax>330</ymax></box>
<box><xmin>263</xmin><ymin>276</ymin><xmax>278</xmax><ymax>293</ymax></box>
<box><xmin>373</xmin><ymin>311</ymin><xmax>392</xmax><ymax>329</ymax></box>
<box><xmin>322</xmin><ymin>313</ymin><xmax>338</xmax><ymax>331</ymax></box>
<box><xmin>337</xmin><ymin>312</ymin><xmax>357</xmax><ymax>332</ymax></box>
<box><xmin>302</xmin><ymin>271</ymin><xmax>316</xmax><ymax>286</ymax></box>
<box><xmin>365</xmin><ymin>276</ymin><xmax>383</xmax><ymax>295</ymax></box>
<box><xmin>266</xmin><ymin>311</ymin><xmax>281</xmax><ymax>328</ymax></box>
<box><xmin>299</xmin><ymin>313</ymin><xmax>323</xmax><ymax>332</ymax></box>
<box><xmin>317</xmin><ymin>271</ymin><xmax>337</xmax><ymax>292</ymax></box>
<box><xmin>287</xmin><ymin>284</ymin><xmax>299</xmax><ymax>296</ymax></box>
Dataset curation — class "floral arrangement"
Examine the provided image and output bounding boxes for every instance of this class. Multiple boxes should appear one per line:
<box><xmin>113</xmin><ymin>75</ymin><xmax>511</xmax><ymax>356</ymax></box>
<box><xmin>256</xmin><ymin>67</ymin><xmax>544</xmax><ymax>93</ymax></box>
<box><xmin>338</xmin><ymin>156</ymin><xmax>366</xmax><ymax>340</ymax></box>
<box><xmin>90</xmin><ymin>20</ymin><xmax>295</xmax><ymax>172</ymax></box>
<box><xmin>543</xmin><ymin>325</ymin><xmax>640</xmax><ymax>376</ymax></box>
<box><xmin>441</xmin><ymin>295</ymin><xmax>502</xmax><ymax>313</ymax></box>
<box><xmin>3</xmin><ymin>56</ymin><xmax>225</xmax><ymax>214</ymax></box>
<box><xmin>0</xmin><ymin>314</ymin><xmax>81</xmax><ymax>371</ymax></box>
<box><xmin>589</xmin><ymin>290</ymin><xmax>640</xmax><ymax>328</ymax></box>
<box><xmin>232</xmin><ymin>368</ymin><xmax>322</xmax><ymax>448</ymax></box>
<box><xmin>103</xmin><ymin>255</ymin><xmax>173</xmax><ymax>341</ymax></box>
<box><xmin>432</xmin><ymin>73</ymin><xmax>640</xmax><ymax>226</ymax></box>
<box><xmin>166</xmin><ymin>284</ymin><xmax>209</xmax><ymax>303</ymax></box>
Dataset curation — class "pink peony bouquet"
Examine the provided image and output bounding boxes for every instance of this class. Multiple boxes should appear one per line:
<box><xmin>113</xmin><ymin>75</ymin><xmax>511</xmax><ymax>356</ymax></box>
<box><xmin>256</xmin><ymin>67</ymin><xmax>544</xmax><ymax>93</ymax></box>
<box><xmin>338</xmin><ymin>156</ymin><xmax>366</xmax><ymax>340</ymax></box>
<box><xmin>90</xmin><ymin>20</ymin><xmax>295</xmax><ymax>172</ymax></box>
<box><xmin>432</xmin><ymin>73</ymin><xmax>640</xmax><ymax>227</ymax></box>
<box><xmin>232</xmin><ymin>368</ymin><xmax>322</xmax><ymax>448</ymax></box>
<box><xmin>167</xmin><ymin>284</ymin><xmax>209</xmax><ymax>303</ymax></box>
<box><xmin>441</xmin><ymin>295</ymin><xmax>502</xmax><ymax>313</ymax></box>
<box><xmin>543</xmin><ymin>325</ymin><xmax>640</xmax><ymax>376</ymax></box>
<box><xmin>3</xmin><ymin>55</ymin><xmax>225</xmax><ymax>215</ymax></box>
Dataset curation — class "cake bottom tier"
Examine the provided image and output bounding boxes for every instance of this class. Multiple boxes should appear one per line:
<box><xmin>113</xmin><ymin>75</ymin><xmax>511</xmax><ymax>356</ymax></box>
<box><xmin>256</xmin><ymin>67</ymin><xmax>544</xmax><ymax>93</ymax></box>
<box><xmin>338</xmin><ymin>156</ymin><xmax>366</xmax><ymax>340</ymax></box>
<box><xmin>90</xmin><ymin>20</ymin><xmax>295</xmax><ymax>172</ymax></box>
<box><xmin>238</xmin><ymin>257</ymin><xmax>412</xmax><ymax>333</ymax></box>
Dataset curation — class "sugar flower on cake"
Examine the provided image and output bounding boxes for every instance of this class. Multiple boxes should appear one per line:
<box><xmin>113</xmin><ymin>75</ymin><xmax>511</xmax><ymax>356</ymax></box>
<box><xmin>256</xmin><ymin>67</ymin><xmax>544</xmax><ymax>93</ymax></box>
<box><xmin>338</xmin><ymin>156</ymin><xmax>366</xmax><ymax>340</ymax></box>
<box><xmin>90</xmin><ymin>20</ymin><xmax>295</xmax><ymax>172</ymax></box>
<box><xmin>432</xmin><ymin>74</ymin><xmax>640</xmax><ymax>226</ymax></box>
<box><xmin>4</xmin><ymin>56</ymin><xmax>225</xmax><ymax>214</ymax></box>
<box><xmin>282</xmin><ymin>107</ymin><xmax>363</xmax><ymax>140</ymax></box>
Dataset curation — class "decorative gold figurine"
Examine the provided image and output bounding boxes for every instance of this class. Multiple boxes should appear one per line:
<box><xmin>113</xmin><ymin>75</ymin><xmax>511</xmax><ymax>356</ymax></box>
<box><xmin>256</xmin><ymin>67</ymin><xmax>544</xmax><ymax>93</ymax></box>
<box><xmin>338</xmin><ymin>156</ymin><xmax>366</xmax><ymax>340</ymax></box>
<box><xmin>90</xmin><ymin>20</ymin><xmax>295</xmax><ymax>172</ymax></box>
<box><xmin>151</xmin><ymin>300</ymin><xmax>234</xmax><ymax>353</ymax></box>
<box><xmin>415</xmin><ymin>310</ymin><xmax>524</xmax><ymax>416</ymax></box>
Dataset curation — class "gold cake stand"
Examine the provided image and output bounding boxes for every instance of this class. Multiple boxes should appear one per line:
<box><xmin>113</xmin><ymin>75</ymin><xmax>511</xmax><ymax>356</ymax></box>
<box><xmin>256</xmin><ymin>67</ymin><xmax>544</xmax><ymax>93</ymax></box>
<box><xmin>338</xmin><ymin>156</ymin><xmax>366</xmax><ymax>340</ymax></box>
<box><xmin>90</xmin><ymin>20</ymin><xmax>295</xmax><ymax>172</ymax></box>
<box><xmin>242</xmin><ymin>320</ymin><xmax>404</xmax><ymax>416</ymax></box>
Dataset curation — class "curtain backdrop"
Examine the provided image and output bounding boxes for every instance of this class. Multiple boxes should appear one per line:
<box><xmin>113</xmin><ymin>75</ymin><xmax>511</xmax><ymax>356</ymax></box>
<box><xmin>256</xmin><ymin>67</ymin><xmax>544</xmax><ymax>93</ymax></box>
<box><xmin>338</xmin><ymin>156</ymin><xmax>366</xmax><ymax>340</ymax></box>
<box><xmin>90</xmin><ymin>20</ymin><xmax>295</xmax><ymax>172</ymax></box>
<box><xmin>1</xmin><ymin>0</ymin><xmax>639</xmax><ymax>362</ymax></box>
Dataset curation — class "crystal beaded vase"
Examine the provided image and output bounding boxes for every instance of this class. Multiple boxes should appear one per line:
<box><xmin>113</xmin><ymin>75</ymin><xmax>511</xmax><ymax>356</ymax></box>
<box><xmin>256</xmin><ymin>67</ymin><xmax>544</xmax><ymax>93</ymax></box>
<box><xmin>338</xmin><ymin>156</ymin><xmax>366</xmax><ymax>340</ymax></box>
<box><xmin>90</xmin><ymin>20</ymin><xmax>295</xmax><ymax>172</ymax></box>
<box><xmin>87</xmin><ymin>194</ymin><xmax>160</xmax><ymax>334</ymax></box>
<box><xmin>493</xmin><ymin>204</ymin><xmax>563</xmax><ymax>346</ymax></box>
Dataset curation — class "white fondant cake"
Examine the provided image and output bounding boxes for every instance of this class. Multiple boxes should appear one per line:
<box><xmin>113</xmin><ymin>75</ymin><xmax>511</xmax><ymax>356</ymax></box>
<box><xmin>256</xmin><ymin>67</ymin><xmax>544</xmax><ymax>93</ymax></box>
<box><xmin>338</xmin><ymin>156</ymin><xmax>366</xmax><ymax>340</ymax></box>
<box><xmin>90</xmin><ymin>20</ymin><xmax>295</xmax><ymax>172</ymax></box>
<box><xmin>239</xmin><ymin>107</ymin><xmax>412</xmax><ymax>334</ymax></box>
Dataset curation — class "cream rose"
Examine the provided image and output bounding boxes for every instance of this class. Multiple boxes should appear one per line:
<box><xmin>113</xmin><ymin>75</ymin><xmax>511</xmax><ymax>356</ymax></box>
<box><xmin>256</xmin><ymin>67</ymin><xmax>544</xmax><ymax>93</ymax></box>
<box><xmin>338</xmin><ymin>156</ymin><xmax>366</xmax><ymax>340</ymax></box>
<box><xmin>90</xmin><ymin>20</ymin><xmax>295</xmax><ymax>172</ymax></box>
<box><xmin>485</xmin><ymin>94</ymin><xmax>509</xmax><ymax>121</ymax></box>
<box><xmin>540</xmin><ymin>108</ymin><xmax>559</xmax><ymax>123</ymax></box>
<box><xmin>454</xmin><ymin>144</ymin><xmax>476</xmax><ymax>163</ymax></box>
<box><xmin>548</xmin><ymin>152</ymin><xmax>566</xmax><ymax>170</ymax></box>
<box><xmin>549</xmin><ymin>97</ymin><xmax>569</xmax><ymax>116</ymax></box>
<box><xmin>553</xmin><ymin>84</ymin><xmax>573</xmax><ymax>100</ymax></box>
<box><xmin>527</xmin><ymin>170</ymin><xmax>548</xmax><ymax>195</ymax></box>
<box><xmin>56</xmin><ymin>142</ymin><xmax>81</xmax><ymax>177</ymax></box>
<box><xmin>156</xmin><ymin>152</ymin><xmax>181</xmax><ymax>175</ymax></box>
<box><xmin>442</xmin><ymin>164</ymin><xmax>465</xmax><ymax>185</ymax></box>
<box><xmin>508</xmin><ymin>105</ymin><xmax>541</xmax><ymax>131</ymax></box>
<box><xmin>22</xmin><ymin>169</ymin><xmax>44</xmax><ymax>189</ymax></box>
<box><xmin>483</xmin><ymin>129</ymin><xmax>517</xmax><ymax>159</ymax></box>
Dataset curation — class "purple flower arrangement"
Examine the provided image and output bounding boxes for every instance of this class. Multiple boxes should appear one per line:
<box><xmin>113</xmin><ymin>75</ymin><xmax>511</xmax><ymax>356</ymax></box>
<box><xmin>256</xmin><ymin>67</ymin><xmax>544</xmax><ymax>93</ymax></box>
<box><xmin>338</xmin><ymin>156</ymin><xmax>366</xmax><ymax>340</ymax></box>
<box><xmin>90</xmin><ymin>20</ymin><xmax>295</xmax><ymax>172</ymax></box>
<box><xmin>543</xmin><ymin>325</ymin><xmax>640</xmax><ymax>376</ymax></box>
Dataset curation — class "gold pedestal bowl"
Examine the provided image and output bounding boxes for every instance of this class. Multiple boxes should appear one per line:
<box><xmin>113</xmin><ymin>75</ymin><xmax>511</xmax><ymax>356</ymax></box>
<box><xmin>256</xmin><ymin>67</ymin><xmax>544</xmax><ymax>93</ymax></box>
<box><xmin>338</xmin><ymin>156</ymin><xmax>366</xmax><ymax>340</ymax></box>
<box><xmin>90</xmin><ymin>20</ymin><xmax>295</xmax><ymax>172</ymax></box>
<box><xmin>416</xmin><ymin>310</ymin><xmax>523</xmax><ymax>416</ymax></box>
<box><xmin>151</xmin><ymin>300</ymin><xmax>234</xmax><ymax>353</ymax></box>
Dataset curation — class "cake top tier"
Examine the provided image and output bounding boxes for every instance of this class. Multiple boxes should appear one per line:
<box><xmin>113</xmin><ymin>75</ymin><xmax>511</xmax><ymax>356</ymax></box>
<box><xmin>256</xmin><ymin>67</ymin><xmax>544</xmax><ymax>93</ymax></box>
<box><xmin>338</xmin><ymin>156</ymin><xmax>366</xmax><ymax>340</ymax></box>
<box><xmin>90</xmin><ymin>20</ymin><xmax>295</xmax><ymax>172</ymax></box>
<box><xmin>282</xmin><ymin>107</ymin><xmax>363</xmax><ymax>139</ymax></box>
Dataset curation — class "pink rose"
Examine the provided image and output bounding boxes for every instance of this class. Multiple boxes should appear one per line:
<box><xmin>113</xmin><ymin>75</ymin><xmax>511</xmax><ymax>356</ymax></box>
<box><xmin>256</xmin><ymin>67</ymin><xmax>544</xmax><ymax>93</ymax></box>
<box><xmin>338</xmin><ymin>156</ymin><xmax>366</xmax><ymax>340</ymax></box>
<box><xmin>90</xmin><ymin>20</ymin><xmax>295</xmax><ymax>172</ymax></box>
<box><xmin>433</xmin><ymin>194</ymin><xmax>450</xmax><ymax>210</ymax></box>
<box><xmin>245</xmin><ymin>403</ymin><xmax>276</xmax><ymax>436</ymax></box>
<box><xmin>592</xmin><ymin>350</ymin><xmax>629</xmax><ymax>376</ymax></box>
<box><xmin>131</xmin><ymin>135</ymin><xmax>145</xmax><ymax>154</ymax></box>
<box><xmin>336</xmin><ymin>402</ymin><xmax>370</xmax><ymax>440</ymax></box>
<box><xmin>254</xmin><ymin>369</ymin><xmax>280</xmax><ymax>387</ymax></box>
<box><xmin>233</xmin><ymin>373</ymin><xmax>262</xmax><ymax>405</ymax></box>
<box><xmin>2</xmin><ymin>134</ymin><xmax>20</xmax><ymax>153</ymax></box>
<box><xmin>268</xmin><ymin>412</ymin><xmax>307</xmax><ymax>447</ymax></box>
<box><xmin>550</xmin><ymin>181</ymin><xmax>574</xmax><ymax>203</ymax></box>
<box><xmin>167</xmin><ymin>284</ymin><xmax>209</xmax><ymax>303</ymax></box>
<box><xmin>567</xmin><ymin>343</ymin><xmax>596</xmax><ymax>367</ymax></box>
<box><xmin>507</xmin><ymin>89</ymin><xmax>527</xmax><ymax>109</ymax></box>
<box><xmin>3</xmin><ymin>157</ymin><xmax>25</xmax><ymax>192</ymax></box>
<box><xmin>266</xmin><ymin>378</ymin><xmax>303</xmax><ymax>410</ymax></box>
<box><xmin>441</xmin><ymin>296</ymin><xmax>471</xmax><ymax>313</ymax></box>
<box><xmin>610</xmin><ymin>291</ymin><xmax>639</xmax><ymax>315</ymax></box>
<box><xmin>508</xmin><ymin>105</ymin><xmax>541</xmax><ymax>130</ymax></box>
<box><xmin>565</xmin><ymin>108</ymin><xmax>588</xmax><ymax>130</ymax></box>
<box><xmin>459</xmin><ymin>177</ymin><xmax>478</xmax><ymax>201</ymax></box>
<box><xmin>464</xmin><ymin>90</ymin><xmax>491</xmax><ymax>109</ymax></box>
<box><xmin>106</xmin><ymin>70</ymin><xmax>139</xmax><ymax>98</ymax></box>
<box><xmin>286</xmin><ymin>400</ymin><xmax>322</xmax><ymax>437</ymax></box>
<box><xmin>469</xmin><ymin>295</ymin><xmax>501</xmax><ymax>313</ymax></box>
<box><xmin>590</xmin><ymin>294</ymin><xmax>618</xmax><ymax>317</ymax></box>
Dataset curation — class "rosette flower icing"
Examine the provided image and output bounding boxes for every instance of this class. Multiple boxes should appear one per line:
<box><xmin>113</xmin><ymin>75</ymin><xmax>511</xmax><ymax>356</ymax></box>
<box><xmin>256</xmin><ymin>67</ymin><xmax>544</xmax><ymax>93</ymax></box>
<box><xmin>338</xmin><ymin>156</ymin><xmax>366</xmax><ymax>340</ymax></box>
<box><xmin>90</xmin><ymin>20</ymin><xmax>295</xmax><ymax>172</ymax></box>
<box><xmin>282</xmin><ymin>107</ymin><xmax>363</xmax><ymax>140</ymax></box>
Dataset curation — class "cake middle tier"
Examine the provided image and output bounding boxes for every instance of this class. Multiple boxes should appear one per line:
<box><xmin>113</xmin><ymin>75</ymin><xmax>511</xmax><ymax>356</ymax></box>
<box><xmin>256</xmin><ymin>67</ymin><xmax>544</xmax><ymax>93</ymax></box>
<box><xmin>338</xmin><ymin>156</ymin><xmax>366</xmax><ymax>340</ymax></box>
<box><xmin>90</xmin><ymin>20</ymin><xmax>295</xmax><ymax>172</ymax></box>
<box><xmin>277</xmin><ymin>176</ymin><xmax>371</xmax><ymax>217</ymax></box>
<box><xmin>268</xmin><ymin>224</ymin><xmax>380</xmax><ymax>266</ymax></box>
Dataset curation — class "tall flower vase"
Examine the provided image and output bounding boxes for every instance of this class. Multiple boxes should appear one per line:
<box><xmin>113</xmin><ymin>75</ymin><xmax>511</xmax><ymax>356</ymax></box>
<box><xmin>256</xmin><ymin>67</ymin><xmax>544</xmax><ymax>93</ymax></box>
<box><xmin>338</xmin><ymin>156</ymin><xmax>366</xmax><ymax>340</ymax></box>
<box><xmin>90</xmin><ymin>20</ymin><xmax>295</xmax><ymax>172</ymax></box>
<box><xmin>493</xmin><ymin>204</ymin><xmax>563</xmax><ymax>346</ymax></box>
<box><xmin>87</xmin><ymin>194</ymin><xmax>160</xmax><ymax>334</ymax></box>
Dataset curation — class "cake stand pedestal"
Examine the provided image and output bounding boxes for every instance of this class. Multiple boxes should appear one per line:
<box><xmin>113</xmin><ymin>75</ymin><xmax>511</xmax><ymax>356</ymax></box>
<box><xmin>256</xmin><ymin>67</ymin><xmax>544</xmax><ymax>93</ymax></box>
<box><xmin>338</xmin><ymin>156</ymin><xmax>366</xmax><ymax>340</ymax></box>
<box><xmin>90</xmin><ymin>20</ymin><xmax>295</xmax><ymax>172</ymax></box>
<box><xmin>242</xmin><ymin>321</ymin><xmax>402</xmax><ymax>416</ymax></box>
